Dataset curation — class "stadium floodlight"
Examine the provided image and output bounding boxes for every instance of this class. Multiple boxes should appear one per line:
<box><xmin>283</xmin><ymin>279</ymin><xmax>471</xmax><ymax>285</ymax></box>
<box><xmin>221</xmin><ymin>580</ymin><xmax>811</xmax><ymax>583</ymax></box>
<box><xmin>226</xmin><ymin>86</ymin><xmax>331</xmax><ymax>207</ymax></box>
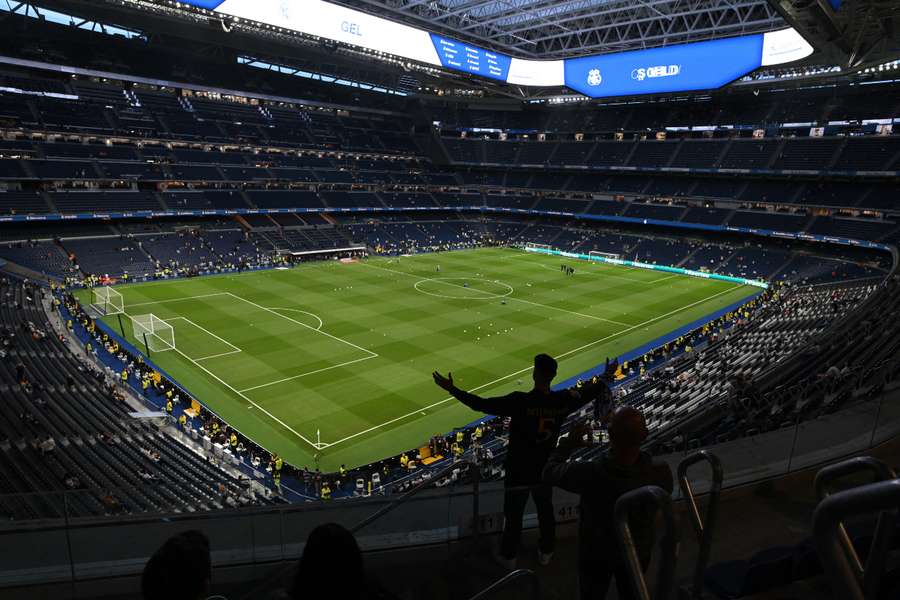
<box><xmin>131</xmin><ymin>314</ymin><xmax>176</xmax><ymax>354</ymax></box>
<box><xmin>524</xmin><ymin>242</ymin><xmax>553</xmax><ymax>254</ymax></box>
<box><xmin>91</xmin><ymin>286</ymin><xmax>124</xmax><ymax>316</ymax></box>
<box><xmin>588</xmin><ymin>250</ymin><xmax>622</xmax><ymax>263</ymax></box>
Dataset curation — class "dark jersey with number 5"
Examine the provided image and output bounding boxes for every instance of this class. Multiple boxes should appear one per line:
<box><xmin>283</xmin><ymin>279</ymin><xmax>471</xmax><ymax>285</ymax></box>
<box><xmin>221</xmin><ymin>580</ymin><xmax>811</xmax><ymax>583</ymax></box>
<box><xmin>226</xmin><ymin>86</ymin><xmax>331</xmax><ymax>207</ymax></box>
<box><xmin>449</xmin><ymin>382</ymin><xmax>607</xmax><ymax>484</ymax></box>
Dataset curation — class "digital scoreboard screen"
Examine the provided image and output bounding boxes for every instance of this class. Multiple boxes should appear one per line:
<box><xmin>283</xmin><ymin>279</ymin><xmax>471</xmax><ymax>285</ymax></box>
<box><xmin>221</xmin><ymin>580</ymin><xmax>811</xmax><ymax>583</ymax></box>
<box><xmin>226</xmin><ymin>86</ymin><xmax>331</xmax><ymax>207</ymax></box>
<box><xmin>174</xmin><ymin>1</ymin><xmax>814</xmax><ymax>98</ymax></box>
<box><xmin>429</xmin><ymin>34</ymin><xmax>512</xmax><ymax>82</ymax></box>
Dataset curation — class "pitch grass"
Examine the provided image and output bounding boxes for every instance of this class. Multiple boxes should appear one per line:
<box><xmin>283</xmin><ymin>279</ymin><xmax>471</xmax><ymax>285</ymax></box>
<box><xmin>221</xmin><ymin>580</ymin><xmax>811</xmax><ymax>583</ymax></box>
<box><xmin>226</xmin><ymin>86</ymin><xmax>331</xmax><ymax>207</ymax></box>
<box><xmin>75</xmin><ymin>247</ymin><xmax>758</xmax><ymax>471</ymax></box>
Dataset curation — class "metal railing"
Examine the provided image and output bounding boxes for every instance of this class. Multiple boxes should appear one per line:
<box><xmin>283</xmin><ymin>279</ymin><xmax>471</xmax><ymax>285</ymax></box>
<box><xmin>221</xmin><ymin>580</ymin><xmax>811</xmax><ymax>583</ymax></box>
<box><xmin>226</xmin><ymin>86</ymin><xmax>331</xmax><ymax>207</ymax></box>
<box><xmin>614</xmin><ymin>485</ymin><xmax>679</xmax><ymax>600</ymax></box>
<box><xmin>677</xmin><ymin>451</ymin><xmax>723</xmax><ymax>600</ymax></box>
<box><xmin>468</xmin><ymin>569</ymin><xmax>539</xmax><ymax>600</ymax></box>
<box><xmin>813</xmin><ymin>479</ymin><xmax>900</xmax><ymax>600</ymax></box>
<box><xmin>813</xmin><ymin>457</ymin><xmax>898</xmax><ymax>600</ymax></box>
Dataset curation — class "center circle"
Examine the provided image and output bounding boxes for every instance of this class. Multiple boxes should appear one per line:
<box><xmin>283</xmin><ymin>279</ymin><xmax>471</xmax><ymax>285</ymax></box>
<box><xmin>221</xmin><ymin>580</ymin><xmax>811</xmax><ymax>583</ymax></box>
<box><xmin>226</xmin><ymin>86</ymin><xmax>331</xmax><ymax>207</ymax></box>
<box><xmin>414</xmin><ymin>277</ymin><xmax>514</xmax><ymax>300</ymax></box>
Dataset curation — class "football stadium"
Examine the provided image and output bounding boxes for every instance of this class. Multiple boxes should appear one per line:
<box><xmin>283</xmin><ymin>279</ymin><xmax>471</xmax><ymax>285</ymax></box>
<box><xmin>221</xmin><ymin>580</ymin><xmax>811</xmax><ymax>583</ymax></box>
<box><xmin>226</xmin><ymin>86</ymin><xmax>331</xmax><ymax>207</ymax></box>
<box><xmin>0</xmin><ymin>0</ymin><xmax>899</xmax><ymax>598</ymax></box>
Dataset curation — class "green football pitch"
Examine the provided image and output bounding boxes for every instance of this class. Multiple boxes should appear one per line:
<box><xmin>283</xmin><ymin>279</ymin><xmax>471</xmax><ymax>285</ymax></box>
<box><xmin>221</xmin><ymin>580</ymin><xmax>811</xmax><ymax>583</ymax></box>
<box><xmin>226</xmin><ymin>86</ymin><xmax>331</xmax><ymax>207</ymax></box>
<box><xmin>76</xmin><ymin>247</ymin><xmax>759</xmax><ymax>471</ymax></box>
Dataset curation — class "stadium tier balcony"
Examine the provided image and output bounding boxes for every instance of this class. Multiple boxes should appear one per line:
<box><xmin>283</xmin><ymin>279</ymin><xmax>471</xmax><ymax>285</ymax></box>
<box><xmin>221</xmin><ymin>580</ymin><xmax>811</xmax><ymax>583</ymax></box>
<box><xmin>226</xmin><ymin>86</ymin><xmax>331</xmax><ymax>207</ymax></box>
<box><xmin>320</xmin><ymin>190</ymin><xmax>382</xmax><ymax>209</ymax></box>
<box><xmin>40</xmin><ymin>142</ymin><xmax>139</xmax><ymax>161</ymax></box>
<box><xmin>687</xmin><ymin>179</ymin><xmax>745</xmax><ymax>200</ymax></box>
<box><xmin>140</xmin><ymin>233</ymin><xmax>218</xmax><ymax>268</ymax></box>
<box><xmin>832</xmin><ymin>136</ymin><xmax>900</xmax><ymax>171</ymax></box>
<box><xmin>0</xmin><ymin>280</ymin><xmax>277</xmax><ymax>519</ymax></box>
<box><xmin>604</xmin><ymin>174</ymin><xmax>651</xmax><ymax>193</ymax></box>
<box><xmin>244</xmin><ymin>190</ymin><xmax>320</xmax><ymax>209</ymax></box>
<box><xmin>806</xmin><ymin>216</ymin><xmax>898</xmax><ymax>241</ymax></box>
<box><xmin>795</xmin><ymin>182</ymin><xmax>866</xmax><ymax>207</ymax></box>
<box><xmin>629</xmin><ymin>238</ymin><xmax>698</xmax><ymax>265</ymax></box>
<box><xmin>627</xmin><ymin>140</ymin><xmax>679</xmax><ymax>167</ymax></box>
<box><xmin>163</xmin><ymin>190</ymin><xmax>250</xmax><ymax>210</ymax></box>
<box><xmin>484</xmin><ymin>194</ymin><xmax>538</xmax><ymax>210</ymax></box>
<box><xmin>719</xmin><ymin>140</ymin><xmax>779</xmax><ymax>169</ymax></box>
<box><xmin>60</xmin><ymin>237</ymin><xmax>155</xmax><ymax>277</ymax></box>
<box><xmin>669</xmin><ymin>140</ymin><xmax>729</xmax><ymax>168</ymax></box>
<box><xmin>682</xmin><ymin>244</ymin><xmax>733</xmax><ymax>272</ymax></box>
<box><xmin>0</xmin><ymin>241</ymin><xmax>72</xmax><ymax>277</ymax></box>
<box><xmin>643</xmin><ymin>177</ymin><xmax>695</xmax><ymax>197</ymax></box>
<box><xmin>28</xmin><ymin>160</ymin><xmax>98</xmax><ymax>180</ymax></box>
<box><xmin>682</xmin><ymin>207</ymin><xmax>733</xmax><ymax>225</ymax></box>
<box><xmin>721</xmin><ymin>247</ymin><xmax>792</xmax><ymax>280</ymax></box>
<box><xmin>586</xmin><ymin>141</ymin><xmax>634</xmax><ymax>166</ymax></box>
<box><xmin>738</xmin><ymin>180</ymin><xmax>803</xmax><ymax>204</ymax></box>
<box><xmin>548</xmin><ymin>141</ymin><xmax>594</xmax><ymax>165</ymax></box>
<box><xmin>442</xmin><ymin>138</ymin><xmax>484</xmax><ymax>163</ymax></box>
<box><xmin>380</xmin><ymin>192</ymin><xmax>438</xmax><ymax>208</ymax></box>
<box><xmin>622</xmin><ymin>202</ymin><xmax>687</xmax><ymax>221</ymax></box>
<box><xmin>586</xmin><ymin>199</ymin><xmax>626</xmax><ymax>216</ymax></box>
<box><xmin>49</xmin><ymin>191</ymin><xmax>162</xmax><ymax>213</ymax></box>
<box><xmin>616</xmin><ymin>283</ymin><xmax>874</xmax><ymax>440</ymax></box>
<box><xmin>728</xmin><ymin>210</ymin><xmax>809</xmax><ymax>231</ymax></box>
<box><xmin>0</xmin><ymin>190</ymin><xmax>51</xmax><ymax>215</ymax></box>
<box><xmin>533</xmin><ymin>197</ymin><xmax>590</xmax><ymax>213</ymax></box>
<box><xmin>771</xmin><ymin>138</ymin><xmax>843</xmax><ymax>170</ymax></box>
<box><xmin>858</xmin><ymin>183</ymin><xmax>898</xmax><ymax>210</ymax></box>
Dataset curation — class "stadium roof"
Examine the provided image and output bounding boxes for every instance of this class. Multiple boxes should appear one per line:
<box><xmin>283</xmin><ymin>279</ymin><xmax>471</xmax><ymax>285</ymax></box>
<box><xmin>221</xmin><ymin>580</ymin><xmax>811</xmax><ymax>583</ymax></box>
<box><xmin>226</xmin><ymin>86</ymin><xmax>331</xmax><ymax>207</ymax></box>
<box><xmin>335</xmin><ymin>0</ymin><xmax>787</xmax><ymax>58</ymax></box>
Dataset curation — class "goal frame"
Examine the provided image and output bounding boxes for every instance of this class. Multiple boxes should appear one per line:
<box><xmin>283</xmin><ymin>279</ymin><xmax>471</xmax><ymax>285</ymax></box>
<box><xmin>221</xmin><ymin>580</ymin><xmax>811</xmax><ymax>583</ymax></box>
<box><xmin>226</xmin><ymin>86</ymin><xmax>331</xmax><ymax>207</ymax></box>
<box><xmin>131</xmin><ymin>314</ymin><xmax>175</xmax><ymax>354</ymax></box>
<box><xmin>524</xmin><ymin>242</ymin><xmax>553</xmax><ymax>253</ymax></box>
<box><xmin>90</xmin><ymin>286</ymin><xmax>124</xmax><ymax>316</ymax></box>
<box><xmin>588</xmin><ymin>250</ymin><xmax>623</xmax><ymax>263</ymax></box>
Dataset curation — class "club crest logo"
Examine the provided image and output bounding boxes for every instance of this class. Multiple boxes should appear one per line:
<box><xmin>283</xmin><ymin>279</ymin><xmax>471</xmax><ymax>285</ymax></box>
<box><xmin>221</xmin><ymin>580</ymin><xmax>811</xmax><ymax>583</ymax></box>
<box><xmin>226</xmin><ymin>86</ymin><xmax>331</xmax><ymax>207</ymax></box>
<box><xmin>587</xmin><ymin>68</ymin><xmax>602</xmax><ymax>86</ymax></box>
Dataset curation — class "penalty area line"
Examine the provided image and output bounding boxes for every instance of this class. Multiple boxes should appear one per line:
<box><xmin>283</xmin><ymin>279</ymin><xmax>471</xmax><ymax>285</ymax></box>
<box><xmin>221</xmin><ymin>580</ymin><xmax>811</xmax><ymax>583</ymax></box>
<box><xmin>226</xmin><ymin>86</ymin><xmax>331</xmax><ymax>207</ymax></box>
<box><xmin>237</xmin><ymin>355</ymin><xmax>378</xmax><ymax>393</ymax></box>
<box><xmin>120</xmin><ymin>310</ymin><xmax>322</xmax><ymax>450</ymax></box>
<box><xmin>322</xmin><ymin>283</ymin><xmax>747</xmax><ymax>449</ymax></box>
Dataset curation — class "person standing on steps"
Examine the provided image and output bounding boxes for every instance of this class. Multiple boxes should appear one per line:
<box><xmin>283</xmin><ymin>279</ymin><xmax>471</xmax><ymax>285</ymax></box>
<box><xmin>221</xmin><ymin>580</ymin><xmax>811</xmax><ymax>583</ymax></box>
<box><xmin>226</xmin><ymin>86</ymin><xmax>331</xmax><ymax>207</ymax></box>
<box><xmin>433</xmin><ymin>353</ymin><xmax>616</xmax><ymax>569</ymax></box>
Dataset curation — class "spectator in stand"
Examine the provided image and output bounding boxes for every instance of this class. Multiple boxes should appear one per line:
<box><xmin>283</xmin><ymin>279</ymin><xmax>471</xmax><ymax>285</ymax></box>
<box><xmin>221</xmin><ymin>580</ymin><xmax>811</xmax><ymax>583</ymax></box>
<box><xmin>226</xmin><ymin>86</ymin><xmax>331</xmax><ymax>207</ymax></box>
<box><xmin>290</xmin><ymin>523</ymin><xmax>395</xmax><ymax>600</ymax></box>
<box><xmin>542</xmin><ymin>408</ymin><xmax>673</xmax><ymax>600</ymax></box>
<box><xmin>433</xmin><ymin>353</ymin><xmax>615</xmax><ymax>569</ymax></box>
<box><xmin>141</xmin><ymin>530</ymin><xmax>211</xmax><ymax>600</ymax></box>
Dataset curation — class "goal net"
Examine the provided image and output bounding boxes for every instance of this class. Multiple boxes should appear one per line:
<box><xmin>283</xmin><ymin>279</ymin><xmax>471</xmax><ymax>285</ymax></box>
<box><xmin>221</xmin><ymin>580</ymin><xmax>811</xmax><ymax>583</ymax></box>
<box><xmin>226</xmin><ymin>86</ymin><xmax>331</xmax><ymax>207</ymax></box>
<box><xmin>91</xmin><ymin>286</ymin><xmax>124</xmax><ymax>316</ymax></box>
<box><xmin>524</xmin><ymin>242</ymin><xmax>553</xmax><ymax>253</ymax></box>
<box><xmin>131</xmin><ymin>314</ymin><xmax>175</xmax><ymax>353</ymax></box>
<box><xmin>589</xmin><ymin>250</ymin><xmax>622</xmax><ymax>263</ymax></box>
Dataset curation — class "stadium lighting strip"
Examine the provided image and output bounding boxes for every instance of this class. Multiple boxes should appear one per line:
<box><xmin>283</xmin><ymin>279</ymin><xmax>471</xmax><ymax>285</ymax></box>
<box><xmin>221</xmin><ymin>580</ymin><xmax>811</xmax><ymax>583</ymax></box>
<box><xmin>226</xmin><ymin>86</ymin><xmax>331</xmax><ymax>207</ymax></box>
<box><xmin>0</xmin><ymin>1</ymin><xmax>145</xmax><ymax>39</ymax></box>
<box><xmin>143</xmin><ymin>0</ymin><xmax>814</xmax><ymax>99</ymax></box>
<box><xmin>237</xmin><ymin>56</ymin><xmax>408</xmax><ymax>96</ymax></box>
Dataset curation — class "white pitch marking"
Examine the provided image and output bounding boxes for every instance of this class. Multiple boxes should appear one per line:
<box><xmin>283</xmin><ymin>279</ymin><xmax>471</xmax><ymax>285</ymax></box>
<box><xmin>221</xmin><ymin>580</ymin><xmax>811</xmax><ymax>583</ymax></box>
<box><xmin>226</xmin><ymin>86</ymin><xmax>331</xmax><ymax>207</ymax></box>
<box><xmin>121</xmin><ymin>311</ymin><xmax>320</xmax><ymax>450</ymax></box>
<box><xmin>324</xmin><ymin>283</ymin><xmax>748</xmax><ymax>448</ymax></box>
<box><xmin>364</xmin><ymin>262</ymin><xmax>633</xmax><ymax>328</ymax></box>
<box><xmin>127</xmin><ymin>292</ymin><xmax>231</xmax><ymax>308</ymax></box>
<box><xmin>267</xmin><ymin>307</ymin><xmax>324</xmax><ymax>331</ymax></box>
<box><xmin>237</xmin><ymin>355</ymin><xmax>378</xmax><ymax>393</ymax></box>
<box><xmin>163</xmin><ymin>316</ymin><xmax>242</xmax><ymax>355</ymax></box>
<box><xmin>648</xmin><ymin>274</ymin><xmax>680</xmax><ymax>284</ymax></box>
<box><xmin>195</xmin><ymin>349</ymin><xmax>243</xmax><ymax>361</ymax></box>
<box><xmin>224</xmin><ymin>292</ymin><xmax>378</xmax><ymax>358</ymax></box>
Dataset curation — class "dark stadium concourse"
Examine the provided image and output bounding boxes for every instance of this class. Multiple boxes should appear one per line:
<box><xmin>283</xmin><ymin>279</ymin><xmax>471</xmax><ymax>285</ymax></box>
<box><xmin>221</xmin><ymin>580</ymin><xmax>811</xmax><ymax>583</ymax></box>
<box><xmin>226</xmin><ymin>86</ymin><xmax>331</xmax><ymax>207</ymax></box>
<box><xmin>1</xmin><ymin>0</ymin><xmax>900</xmax><ymax>598</ymax></box>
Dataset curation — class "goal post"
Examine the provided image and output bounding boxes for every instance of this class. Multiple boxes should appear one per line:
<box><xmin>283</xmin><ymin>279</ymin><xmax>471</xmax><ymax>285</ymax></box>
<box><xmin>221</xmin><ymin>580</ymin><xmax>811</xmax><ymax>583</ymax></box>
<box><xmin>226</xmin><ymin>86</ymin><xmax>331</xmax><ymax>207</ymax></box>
<box><xmin>91</xmin><ymin>286</ymin><xmax>124</xmax><ymax>316</ymax></box>
<box><xmin>524</xmin><ymin>242</ymin><xmax>553</xmax><ymax>254</ymax></box>
<box><xmin>131</xmin><ymin>314</ymin><xmax>175</xmax><ymax>354</ymax></box>
<box><xmin>588</xmin><ymin>250</ymin><xmax>623</xmax><ymax>263</ymax></box>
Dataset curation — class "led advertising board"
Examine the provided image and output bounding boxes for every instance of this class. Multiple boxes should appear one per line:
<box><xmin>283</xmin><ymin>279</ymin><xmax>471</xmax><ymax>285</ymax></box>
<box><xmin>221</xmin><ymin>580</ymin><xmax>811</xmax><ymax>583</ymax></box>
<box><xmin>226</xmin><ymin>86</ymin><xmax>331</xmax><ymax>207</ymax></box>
<box><xmin>175</xmin><ymin>1</ymin><xmax>814</xmax><ymax>97</ymax></box>
<box><xmin>564</xmin><ymin>34</ymin><xmax>765</xmax><ymax>98</ymax></box>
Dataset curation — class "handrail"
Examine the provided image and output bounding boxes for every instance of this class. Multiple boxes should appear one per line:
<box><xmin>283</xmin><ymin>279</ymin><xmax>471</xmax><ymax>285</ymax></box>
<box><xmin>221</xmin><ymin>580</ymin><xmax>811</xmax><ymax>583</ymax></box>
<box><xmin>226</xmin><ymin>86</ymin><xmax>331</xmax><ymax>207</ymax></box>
<box><xmin>677</xmin><ymin>451</ymin><xmax>723</xmax><ymax>600</ymax></box>
<box><xmin>467</xmin><ymin>569</ymin><xmax>539</xmax><ymax>600</ymax></box>
<box><xmin>813</xmin><ymin>479</ymin><xmax>900</xmax><ymax>600</ymax></box>
<box><xmin>614</xmin><ymin>485</ymin><xmax>678</xmax><ymax>600</ymax></box>
<box><xmin>237</xmin><ymin>460</ymin><xmax>468</xmax><ymax>600</ymax></box>
<box><xmin>350</xmin><ymin>460</ymin><xmax>464</xmax><ymax>534</ymax></box>
<box><xmin>813</xmin><ymin>457</ymin><xmax>898</xmax><ymax>600</ymax></box>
